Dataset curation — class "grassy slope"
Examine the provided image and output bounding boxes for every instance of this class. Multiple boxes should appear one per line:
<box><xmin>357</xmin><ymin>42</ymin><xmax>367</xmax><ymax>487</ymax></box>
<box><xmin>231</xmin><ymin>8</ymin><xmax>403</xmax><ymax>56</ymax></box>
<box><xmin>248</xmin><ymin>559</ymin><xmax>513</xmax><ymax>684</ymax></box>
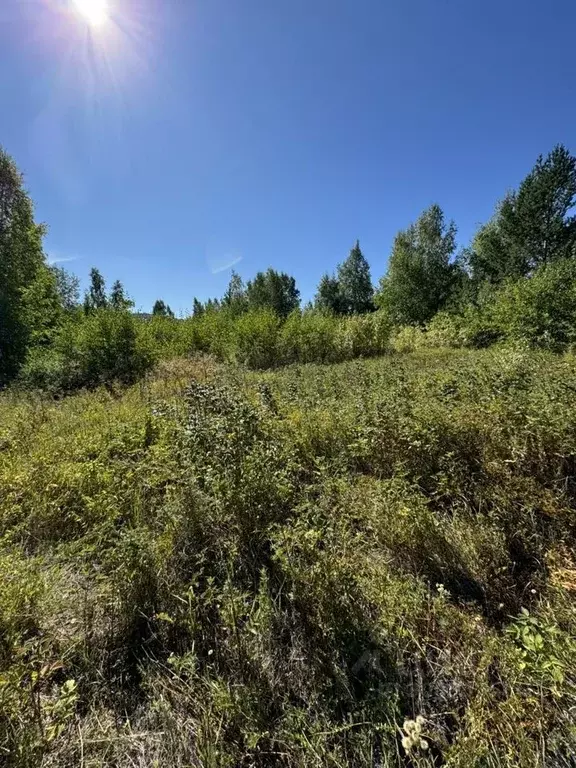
<box><xmin>1</xmin><ymin>350</ymin><xmax>576</xmax><ymax>766</ymax></box>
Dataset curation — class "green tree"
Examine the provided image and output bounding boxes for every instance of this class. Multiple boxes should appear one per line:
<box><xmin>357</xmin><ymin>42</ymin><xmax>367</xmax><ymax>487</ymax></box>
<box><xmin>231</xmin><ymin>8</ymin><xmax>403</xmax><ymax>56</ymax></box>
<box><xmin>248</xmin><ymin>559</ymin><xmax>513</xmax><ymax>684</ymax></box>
<box><xmin>246</xmin><ymin>268</ymin><xmax>300</xmax><ymax>318</ymax></box>
<box><xmin>222</xmin><ymin>270</ymin><xmax>247</xmax><ymax>316</ymax></box>
<box><xmin>470</xmin><ymin>145</ymin><xmax>576</xmax><ymax>283</ymax></box>
<box><xmin>22</xmin><ymin>265</ymin><xmax>64</xmax><ymax>347</ymax></box>
<box><xmin>377</xmin><ymin>204</ymin><xmax>458</xmax><ymax>325</ymax></box>
<box><xmin>84</xmin><ymin>268</ymin><xmax>107</xmax><ymax>313</ymax></box>
<box><xmin>205</xmin><ymin>298</ymin><xmax>221</xmax><ymax>313</ymax></box>
<box><xmin>52</xmin><ymin>266</ymin><xmax>80</xmax><ymax>311</ymax></box>
<box><xmin>192</xmin><ymin>297</ymin><xmax>204</xmax><ymax>317</ymax></box>
<box><xmin>152</xmin><ymin>299</ymin><xmax>174</xmax><ymax>317</ymax></box>
<box><xmin>336</xmin><ymin>241</ymin><xmax>374</xmax><ymax>314</ymax></box>
<box><xmin>487</xmin><ymin>257</ymin><xmax>576</xmax><ymax>349</ymax></box>
<box><xmin>315</xmin><ymin>273</ymin><xmax>344</xmax><ymax>314</ymax></box>
<box><xmin>0</xmin><ymin>147</ymin><xmax>45</xmax><ymax>383</ymax></box>
<box><xmin>110</xmin><ymin>279</ymin><xmax>133</xmax><ymax>311</ymax></box>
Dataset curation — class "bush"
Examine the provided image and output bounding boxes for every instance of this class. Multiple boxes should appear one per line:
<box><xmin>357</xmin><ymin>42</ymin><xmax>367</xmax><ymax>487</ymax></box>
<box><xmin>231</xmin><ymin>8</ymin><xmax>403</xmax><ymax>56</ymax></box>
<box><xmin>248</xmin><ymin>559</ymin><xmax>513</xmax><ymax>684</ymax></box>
<box><xmin>280</xmin><ymin>310</ymin><xmax>339</xmax><ymax>364</ymax></box>
<box><xmin>343</xmin><ymin>311</ymin><xmax>392</xmax><ymax>358</ymax></box>
<box><xmin>232</xmin><ymin>308</ymin><xmax>280</xmax><ymax>368</ymax></box>
<box><xmin>425</xmin><ymin>311</ymin><xmax>469</xmax><ymax>348</ymax></box>
<box><xmin>488</xmin><ymin>258</ymin><xmax>576</xmax><ymax>350</ymax></box>
<box><xmin>137</xmin><ymin>316</ymin><xmax>191</xmax><ymax>359</ymax></box>
<box><xmin>389</xmin><ymin>324</ymin><xmax>427</xmax><ymax>352</ymax></box>
<box><xmin>66</xmin><ymin>309</ymin><xmax>155</xmax><ymax>387</ymax></box>
<box><xmin>16</xmin><ymin>347</ymin><xmax>69</xmax><ymax>393</ymax></box>
<box><xmin>187</xmin><ymin>310</ymin><xmax>234</xmax><ymax>359</ymax></box>
<box><xmin>17</xmin><ymin>310</ymin><xmax>155</xmax><ymax>392</ymax></box>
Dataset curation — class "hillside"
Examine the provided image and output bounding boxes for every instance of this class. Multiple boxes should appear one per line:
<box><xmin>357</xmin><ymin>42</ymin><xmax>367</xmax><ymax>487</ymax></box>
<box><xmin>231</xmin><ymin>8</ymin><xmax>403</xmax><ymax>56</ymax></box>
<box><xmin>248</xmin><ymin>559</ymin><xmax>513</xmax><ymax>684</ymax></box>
<box><xmin>2</xmin><ymin>348</ymin><xmax>576</xmax><ymax>766</ymax></box>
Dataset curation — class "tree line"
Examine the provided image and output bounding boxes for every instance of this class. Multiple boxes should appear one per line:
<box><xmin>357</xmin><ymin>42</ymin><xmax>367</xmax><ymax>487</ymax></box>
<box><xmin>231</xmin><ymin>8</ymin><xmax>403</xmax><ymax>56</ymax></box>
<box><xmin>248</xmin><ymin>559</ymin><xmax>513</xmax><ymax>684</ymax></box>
<box><xmin>1</xmin><ymin>143</ymin><xmax>576</xmax><ymax>388</ymax></box>
<box><xmin>180</xmin><ymin>143</ymin><xmax>576</xmax><ymax>326</ymax></box>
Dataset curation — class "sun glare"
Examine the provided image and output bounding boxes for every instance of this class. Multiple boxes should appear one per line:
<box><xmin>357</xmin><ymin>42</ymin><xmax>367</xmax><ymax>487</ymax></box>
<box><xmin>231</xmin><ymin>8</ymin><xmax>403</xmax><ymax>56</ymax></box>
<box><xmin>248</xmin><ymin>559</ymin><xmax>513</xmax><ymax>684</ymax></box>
<box><xmin>72</xmin><ymin>0</ymin><xmax>109</xmax><ymax>27</ymax></box>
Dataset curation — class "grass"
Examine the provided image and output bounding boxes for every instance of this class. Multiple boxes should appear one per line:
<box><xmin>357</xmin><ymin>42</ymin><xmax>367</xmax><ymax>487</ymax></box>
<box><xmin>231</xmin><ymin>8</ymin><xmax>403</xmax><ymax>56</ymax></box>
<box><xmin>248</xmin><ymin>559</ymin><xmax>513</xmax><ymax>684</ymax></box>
<box><xmin>1</xmin><ymin>349</ymin><xmax>576</xmax><ymax>766</ymax></box>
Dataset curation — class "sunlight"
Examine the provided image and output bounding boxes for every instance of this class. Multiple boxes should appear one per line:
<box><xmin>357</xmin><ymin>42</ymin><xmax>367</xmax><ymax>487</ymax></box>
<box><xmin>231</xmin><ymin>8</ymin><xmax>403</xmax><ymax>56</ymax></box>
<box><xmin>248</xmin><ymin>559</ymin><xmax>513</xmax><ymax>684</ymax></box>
<box><xmin>72</xmin><ymin>0</ymin><xmax>109</xmax><ymax>27</ymax></box>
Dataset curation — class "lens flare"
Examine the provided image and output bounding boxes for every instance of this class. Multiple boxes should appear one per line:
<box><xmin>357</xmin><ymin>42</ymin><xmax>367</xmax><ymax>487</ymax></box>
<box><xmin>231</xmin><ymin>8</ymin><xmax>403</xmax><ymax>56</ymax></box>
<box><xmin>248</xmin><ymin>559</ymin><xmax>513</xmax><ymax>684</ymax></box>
<box><xmin>72</xmin><ymin>0</ymin><xmax>109</xmax><ymax>27</ymax></box>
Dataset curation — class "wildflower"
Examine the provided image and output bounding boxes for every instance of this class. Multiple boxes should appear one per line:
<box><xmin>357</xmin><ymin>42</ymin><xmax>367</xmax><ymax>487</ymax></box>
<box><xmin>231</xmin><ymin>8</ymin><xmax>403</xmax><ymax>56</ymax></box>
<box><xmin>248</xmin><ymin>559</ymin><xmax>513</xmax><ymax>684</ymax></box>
<box><xmin>401</xmin><ymin>715</ymin><xmax>428</xmax><ymax>753</ymax></box>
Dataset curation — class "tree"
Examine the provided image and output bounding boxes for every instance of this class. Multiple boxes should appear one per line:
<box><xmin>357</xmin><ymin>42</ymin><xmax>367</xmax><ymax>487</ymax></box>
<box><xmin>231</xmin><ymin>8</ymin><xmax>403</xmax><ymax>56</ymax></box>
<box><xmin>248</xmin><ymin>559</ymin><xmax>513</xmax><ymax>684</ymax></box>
<box><xmin>205</xmin><ymin>298</ymin><xmax>221</xmax><ymax>313</ymax></box>
<box><xmin>84</xmin><ymin>268</ymin><xmax>107</xmax><ymax>313</ymax></box>
<box><xmin>377</xmin><ymin>204</ymin><xmax>458</xmax><ymax>325</ymax></box>
<box><xmin>315</xmin><ymin>273</ymin><xmax>344</xmax><ymax>314</ymax></box>
<box><xmin>110</xmin><ymin>279</ymin><xmax>133</xmax><ymax>311</ymax></box>
<box><xmin>192</xmin><ymin>298</ymin><xmax>204</xmax><ymax>317</ymax></box>
<box><xmin>0</xmin><ymin>147</ymin><xmax>45</xmax><ymax>383</ymax></box>
<box><xmin>152</xmin><ymin>299</ymin><xmax>174</xmax><ymax>317</ymax></box>
<box><xmin>246</xmin><ymin>268</ymin><xmax>300</xmax><ymax>318</ymax></box>
<box><xmin>22</xmin><ymin>265</ymin><xmax>65</xmax><ymax>347</ymax></box>
<box><xmin>336</xmin><ymin>241</ymin><xmax>374</xmax><ymax>314</ymax></box>
<box><xmin>469</xmin><ymin>145</ymin><xmax>576</xmax><ymax>283</ymax></box>
<box><xmin>52</xmin><ymin>266</ymin><xmax>80</xmax><ymax>311</ymax></box>
<box><xmin>222</xmin><ymin>270</ymin><xmax>247</xmax><ymax>316</ymax></box>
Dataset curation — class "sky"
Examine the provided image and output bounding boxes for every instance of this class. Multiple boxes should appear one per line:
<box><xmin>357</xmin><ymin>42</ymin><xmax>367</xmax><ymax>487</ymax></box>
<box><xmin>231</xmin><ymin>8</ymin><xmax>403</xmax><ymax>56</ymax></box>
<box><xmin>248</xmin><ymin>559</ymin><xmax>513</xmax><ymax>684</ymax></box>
<box><xmin>1</xmin><ymin>0</ymin><xmax>575</xmax><ymax>314</ymax></box>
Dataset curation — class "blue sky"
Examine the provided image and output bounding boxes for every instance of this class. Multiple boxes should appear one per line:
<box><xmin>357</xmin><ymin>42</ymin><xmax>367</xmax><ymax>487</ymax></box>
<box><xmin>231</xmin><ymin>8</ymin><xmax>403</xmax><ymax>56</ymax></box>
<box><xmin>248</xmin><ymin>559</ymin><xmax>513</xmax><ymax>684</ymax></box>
<box><xmin>1</xmin><ymin>0</ymin><xmax>575</xmax><ymax>313</ymax></box>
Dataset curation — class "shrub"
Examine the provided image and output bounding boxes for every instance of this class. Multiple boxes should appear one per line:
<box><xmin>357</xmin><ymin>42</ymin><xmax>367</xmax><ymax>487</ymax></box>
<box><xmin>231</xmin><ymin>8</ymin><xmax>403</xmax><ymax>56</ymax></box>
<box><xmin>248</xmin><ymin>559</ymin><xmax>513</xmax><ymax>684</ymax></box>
<box><xmin>488</xmin><ymin>258</ymin><xmax>576</xmax><ymax>350</ymax></box>
<box><xmin>232</xmin><ymin>308</ymin><xmax>280</xmax><ymax>369</ymax></box>
<box><xmin>389</xmin><ymin>324</ymin><xmax>427</xmax><ymax>352</ymax></box>
<box><xmin>17</xmin><ymin>310</ymin><xmax>155</xmax><ymax>392</ymax></box>
<box><xmin>65</xmin><ymin>309</ymin><xmax>155</xmax><ymax>387</ymax></box>
<box><xmin>280</xmin><ymin>310</ymin><xmax>340</xmax><ymax>364</ymax></box>
<box><xmin>425</xmin><ymin>310</ymin><xmax>469</xmax><ymax>348</ymax></box>
<box><xmin>137</xmin><ymin>315</ymin><xmax>190</xmax><ymax>359</ymax></box>
<box><xmin>187</xmin><ymin>310</ymin><xmax>234</xmax><ymax>359</ymax></box>
<box><xmin>16</xmin><ymin>347</ymin><xmax>69</xmax><ymax>393</ymax></box>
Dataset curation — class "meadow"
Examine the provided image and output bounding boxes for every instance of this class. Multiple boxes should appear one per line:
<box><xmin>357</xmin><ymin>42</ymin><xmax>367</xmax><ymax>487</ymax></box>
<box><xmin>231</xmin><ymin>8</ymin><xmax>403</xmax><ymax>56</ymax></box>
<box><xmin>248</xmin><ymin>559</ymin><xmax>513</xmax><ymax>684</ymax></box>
<box><xmin>2</xmin><ymin>346</ymin><xmax>576</xmax><ymax>767</ymax></box>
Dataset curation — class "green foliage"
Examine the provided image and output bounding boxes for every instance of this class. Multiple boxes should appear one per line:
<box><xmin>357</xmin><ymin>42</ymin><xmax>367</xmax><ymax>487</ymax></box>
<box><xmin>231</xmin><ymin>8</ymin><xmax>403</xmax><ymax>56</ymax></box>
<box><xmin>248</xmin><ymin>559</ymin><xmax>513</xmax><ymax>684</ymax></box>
<box><xmin>152</xmin><ymin>298</ymin><xmax>174</xmax><ymax>317</ymax></box>
<box><xmin>51</xmin><ymin>267</ymin><xmax>80</xmax><ymax>312</ymax></box>
<box><xmin>232</xmin><ymin>308</ymin><xmax>280</xmax><ymax>368</ymax></box>
<box><xmin>420</xmin><ymin>258</ymin><xmax>576</xmax><ymax>352</ymax></box>
<box><xmin>469</xmin><ymin>144</ymin><xmax>576</xmax><ymax>283</ymax></box>
<box><xmin>222</xmin><ymin>270</ymin><xmax>248</xmax><ymax>317</ymax></box>
<box><xmin>17</xmin><ymin>309</ymin><xmax>155</xmax><ymax>392</ymax></box>
<box><xmin>0</xmin><ymin>146</ymin><xmax>45</xmax><ymax>384</ymax></box>
<box><xmin>21</xmin><ymin>265</ymin><xmax>65</xmax><ymax>347</ymax></box>
<box><xmin>377</xmin><ymin>204</ymin><xmax>459</xmax><ymax>325</ymax></box>
<box><xmin>280</xmin><ymin>309</ymin><xmax>340</xmax><ymax>363</ymax></box>
<box><xmin>336</xmin><ymin>240</ymin><xmax>374</xmax><ymax>314</ymax></box>
<box><xmin>192</xmin><ymin>297</ymin><xmax>204</xmax><ymax>317</ymax></box>
<box><xmin>314</xmin><ymin>272</ymin><xmax>344</xmax><ymax>314</ymax></box>
<box><xmin>314</xmin><ymin>241</ymin><xmax>374</xmax><ymax>315</ymax></box>
<box><xmin>487</xmin><ymin>257</ymin><xmax>576</xmax><ymax>349</ymax></box>
<box><xmin>246</xmin><ymin>267</ymin><xmax>300</xmax><ymax>317</ymax></box>
<box><xmin>83</xmin><ymin>268</ymin><xmax>107</xmax><ymax>313</ymax></box>
<box><xmin>109</xmin><ymin>279</ymin><xmax>134</xmax><ymax>311</ymax></box>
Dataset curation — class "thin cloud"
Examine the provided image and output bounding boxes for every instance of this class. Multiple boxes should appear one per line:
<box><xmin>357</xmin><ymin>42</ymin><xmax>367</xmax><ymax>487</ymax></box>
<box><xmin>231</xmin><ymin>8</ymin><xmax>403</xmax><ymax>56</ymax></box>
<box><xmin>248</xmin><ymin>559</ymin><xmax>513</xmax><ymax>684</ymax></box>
<box><xmin>47</xmin><ymin>255</ymin><xmax>80</xmax><ymax>266</ymax></box>
<box><xmin>210</xmin><ymin>254</ymin><xmax>243</xmax><ymax>274</ymax></box>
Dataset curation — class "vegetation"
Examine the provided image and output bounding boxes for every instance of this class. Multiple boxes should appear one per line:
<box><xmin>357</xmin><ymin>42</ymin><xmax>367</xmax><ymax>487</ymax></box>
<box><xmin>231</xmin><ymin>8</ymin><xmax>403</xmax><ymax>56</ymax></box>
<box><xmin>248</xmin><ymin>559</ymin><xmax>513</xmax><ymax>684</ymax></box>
<box><xmin>0</xmin><ymin>148</ymin><xmax>45</xmax><ymax>385</ymax></box>
<box><xmin>152</xmin><ymin>299</ymin><xmax>175</xmax><ymax>318</ymax></box>
<box><xmin>2</xmin><ymin>349</ymin><xmax>576</xmax><ymax>766</ymax></box>
<box><xmin>2</xmin><ymin>143</ymin><xmax>576</xmax><ymax>765</ymax></box>
<box><xmin>316</xmin><ymin>241</ymin><xmax>374</xmax><ymax>315</ymax></box>
<box><xmin>2</xmin><ymin>144</ymin><xmax>576</xmax><ymax>391</ymax></box>
<box><xmin>376</xmin><ymin>205</ymin><xmax>459</xmax><ymax>325</ymax></box>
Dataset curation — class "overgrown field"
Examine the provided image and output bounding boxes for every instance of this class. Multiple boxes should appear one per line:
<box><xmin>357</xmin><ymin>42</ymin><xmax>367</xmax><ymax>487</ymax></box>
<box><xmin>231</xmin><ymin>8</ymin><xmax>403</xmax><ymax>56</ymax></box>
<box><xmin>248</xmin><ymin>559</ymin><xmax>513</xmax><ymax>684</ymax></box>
<box><xmin>2</xmin><ymin>349</ymin><xmax>576</xmax><ymax>767</ymax></box>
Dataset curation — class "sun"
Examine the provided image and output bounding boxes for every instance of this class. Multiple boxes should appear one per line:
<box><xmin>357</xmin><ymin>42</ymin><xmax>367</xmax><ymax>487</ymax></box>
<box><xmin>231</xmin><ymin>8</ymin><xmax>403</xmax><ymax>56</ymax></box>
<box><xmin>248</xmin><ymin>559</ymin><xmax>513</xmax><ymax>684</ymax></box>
<box><xmin>72</xmin><ymin>0</ymin><xmax>110</xmax><ymax>27</ymax></box>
